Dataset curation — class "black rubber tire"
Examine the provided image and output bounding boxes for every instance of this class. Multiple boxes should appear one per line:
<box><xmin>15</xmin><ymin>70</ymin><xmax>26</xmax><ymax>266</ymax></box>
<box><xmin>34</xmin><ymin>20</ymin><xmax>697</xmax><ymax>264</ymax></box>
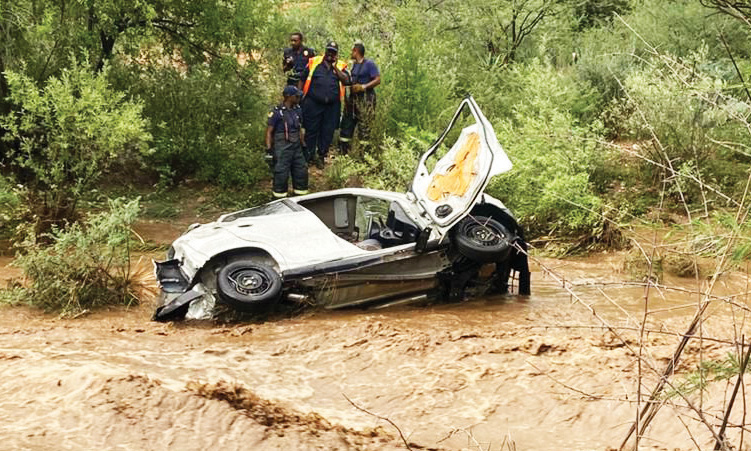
<box><xmin>216</xmin><ymin>261</ymin><xmax>282</xmax><ymax>311</ymax></box>
<box><xmin>453</xmin><ymin>216</ymin><xmax>514</xmax><ymax>263</ymax></box>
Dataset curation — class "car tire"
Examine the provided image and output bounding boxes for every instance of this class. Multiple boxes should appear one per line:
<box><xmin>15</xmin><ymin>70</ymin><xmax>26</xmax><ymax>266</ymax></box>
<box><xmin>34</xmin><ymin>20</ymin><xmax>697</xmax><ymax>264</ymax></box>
<box><xmin>216</xmin><ymin>261</ymin><xmax>282</xmax><ymax>311</ymax></box>
<box><xmin>453</xmin><ymin>216</ymin><xmax>514</xmax><ymax>263</ymax></box>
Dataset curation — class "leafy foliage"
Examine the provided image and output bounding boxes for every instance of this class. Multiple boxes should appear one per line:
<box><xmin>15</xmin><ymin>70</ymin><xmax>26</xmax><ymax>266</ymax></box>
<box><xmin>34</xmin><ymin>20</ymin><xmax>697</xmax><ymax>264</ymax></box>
<box><xmin>609</xmin><ymin>50</ymin><xmax>751</xmax><ymax>203</ymax></box>
<box><xmin>0</xmin><ymin>63</ymin><xmax>150</xmax><ymax>231</ymax></box>
<box><xmin>666</xmin><ymin>352</ymin><xmax>748</xmax><ymax>399</ymax></box>
<box><xmin>1</xmin><ymin>198</ymin><xmax>143</xmax><ymax>315</ymax></box>
<box><xmin>0</xmin><ymin>175</ymin><xmax>23</xmax><ymax>240</ymax></box>
<box><xmin>483</xmin><ymin>61</ymin><xmax>607</xmax><ymax>237</ymax></box>
<box><xmin>361</xmin><ymin>135</ymin><xmax>424</xmax><ymax>192</ymax></box>
<box><xmin>322</xmin><ymin>155</ymin><xmax>369</xmax><ymax>189</ymax></box>
<box><xmin>110</xmin><ymin>59</ymin><xmax>268</xmax><ymax>187</ymax></box>
<box><xmin>3</xmin><ymin>0</ymin><xmax>751</xmax><ymax>246</ymax></box>
<box><xmin>0</xmin><ymin>0</ymin><xmax>275</xmax><ymax>190</ymax></box>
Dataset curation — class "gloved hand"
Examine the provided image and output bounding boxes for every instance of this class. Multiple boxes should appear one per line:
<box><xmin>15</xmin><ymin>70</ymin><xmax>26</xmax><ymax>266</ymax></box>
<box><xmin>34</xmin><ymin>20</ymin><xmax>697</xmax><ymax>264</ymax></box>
<box><xmin>265</xmin><ymin>148</ymin><xmax>274</xmax><ymax>169</ymax></box>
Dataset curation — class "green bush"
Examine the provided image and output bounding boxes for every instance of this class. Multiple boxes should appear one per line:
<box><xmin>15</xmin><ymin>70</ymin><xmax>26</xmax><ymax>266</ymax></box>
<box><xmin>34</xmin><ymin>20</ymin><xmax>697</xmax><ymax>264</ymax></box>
<box><xmin>361</xmin><ymin>136</ymin><xmax>420</xmax><ymax>192</ymax></box>
<box><xmin>382</xmin><ymin>14</ymin><xmax>457</xmax><ymax>132</ymax></box>
<box><xmin>109</xmin><ymin>58</ymin><xmax>268</xmax><ymax>188</ymax></box>
<box><xmin>486</xmin><ymin>108</ymin><xmax>607</xmax><ymax>237</ymax></box>
<box><xmin>0</xmin><ymin>176</ymin><xmax>22</xmax><ymax>238</ymax></box>
<box><xmin>1</xmin><ymin>198</ymin><xmax>143</xmax><ymax>315</ymax></box>
<box><xmin>476</xmin><ymin>60</ymin><xmax>608</xmax><ymax>238</ymax></box>
<box><xmin>322</xmin><ymin>155</ymin><xmax>369</xmax><ymax>189</ymax></box>
<box><xmin>610</xmin><ymin>53</ymin><xmax>751</xmax><ymax>201</ymax></box>
<box><xmin>0</xmin><ymin>63</ymin><xmax>150</xmax><ymax>232</ymax></box>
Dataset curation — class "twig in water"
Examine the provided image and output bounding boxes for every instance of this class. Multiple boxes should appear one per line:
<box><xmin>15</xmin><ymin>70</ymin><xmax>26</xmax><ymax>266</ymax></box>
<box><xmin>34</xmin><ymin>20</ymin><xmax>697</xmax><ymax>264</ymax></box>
<box><xmin>343</xmin><ymin>393</ymin><xmax>413</xmax><ymax>450</ymax></box>
<box><xmin>526</xmin><ymin>360</ymin><xmax>605</xmax><ymax>401</ymax></box>
<box><xmin>436</xmin><ymin>427</ymin><xmax>484</xmax><ymax>451</ymax></box>
<box><xmin>499</xmin><ymin>432</ymin><xmax>517</xmax><ymax>451</ymax></box>
<box><xmin>636</xmin><ymin>176</ymin><xmax>666</xmax><ymax>450</ymax></box>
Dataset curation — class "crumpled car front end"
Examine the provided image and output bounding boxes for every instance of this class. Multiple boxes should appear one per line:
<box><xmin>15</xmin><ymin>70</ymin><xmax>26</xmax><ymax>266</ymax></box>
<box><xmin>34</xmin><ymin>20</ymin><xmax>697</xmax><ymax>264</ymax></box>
<box><xmin>152</xmin><ymin>244</ymin><xmax>217</xmax><ymax>321</ymax></box>
<box><xmin>152</xmin><ymin>223</ymin><xmax>253</xmax><ymax>321</ymax></box>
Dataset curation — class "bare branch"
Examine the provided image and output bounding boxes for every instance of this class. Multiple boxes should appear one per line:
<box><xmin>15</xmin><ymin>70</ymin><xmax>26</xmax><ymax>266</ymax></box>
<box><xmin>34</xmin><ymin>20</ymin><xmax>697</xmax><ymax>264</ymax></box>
<box><xmin>343</xmin><ymin>393</ymin><xmax>413</xmax><ymax>450</ymax></box>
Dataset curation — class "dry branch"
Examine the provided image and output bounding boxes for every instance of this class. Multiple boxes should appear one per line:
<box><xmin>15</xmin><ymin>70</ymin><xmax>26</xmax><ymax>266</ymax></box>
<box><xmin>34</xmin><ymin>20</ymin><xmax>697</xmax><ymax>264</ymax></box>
<box><xmin>343</xmin><ymin>393</ymin><xmax>413</xmax><ymax>450</ymax></box>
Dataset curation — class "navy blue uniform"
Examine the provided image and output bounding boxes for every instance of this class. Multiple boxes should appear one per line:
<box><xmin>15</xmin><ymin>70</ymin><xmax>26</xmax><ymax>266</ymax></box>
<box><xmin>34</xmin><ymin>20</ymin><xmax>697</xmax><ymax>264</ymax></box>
<box><xmin>340</xmin><ymin>59</ymin><xmax>379</xmax><ymax>153</ymax></box>
<box><xmin>283</xmin><ymin>46</ymin><xmax>315</xmax><ymax>86</ymax></box>
<box><xmin>268</xmin><ymin>104</ymin><xmax>308</xmax><ymax>196</ymax></box>
<box><xmin>300</xmin><ymin>62</ymin><xmax>346</xmax><ymax>161</ymax></box>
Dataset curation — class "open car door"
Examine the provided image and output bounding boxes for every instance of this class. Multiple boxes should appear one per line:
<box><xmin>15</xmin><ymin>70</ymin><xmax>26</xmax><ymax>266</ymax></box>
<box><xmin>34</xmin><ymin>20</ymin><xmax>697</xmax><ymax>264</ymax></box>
<box><xmin>409</xmin><ymin>96</ymin><xmax>512</xmax><ymax>236</ymax></box>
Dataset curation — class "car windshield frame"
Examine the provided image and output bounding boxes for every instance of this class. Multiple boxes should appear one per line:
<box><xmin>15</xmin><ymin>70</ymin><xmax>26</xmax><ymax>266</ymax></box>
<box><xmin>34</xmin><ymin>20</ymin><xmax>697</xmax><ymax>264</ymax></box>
<box><xmin>220</xmin><ymin>199</ymin><xmax>303</xmax><ymax>222</ymax></box>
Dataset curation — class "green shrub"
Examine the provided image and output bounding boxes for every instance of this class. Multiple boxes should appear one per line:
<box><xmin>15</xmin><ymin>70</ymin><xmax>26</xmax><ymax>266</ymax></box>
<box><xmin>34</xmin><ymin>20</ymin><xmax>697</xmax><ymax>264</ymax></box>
<box><xmin>675</xmin><ymin>212</ymin><xmax>751</xmax><ymax>264</ymax></box>
<box><xmin>609</xmin><ymin>52</ymin><xmax>751</xmax><ymax>201</ymax></box>
<box><xmin>323</xmin><ymin>155</ymin><xmax>369</xmax><ymax>189</ymax></box>
<box><xmin>382</xmin><ymin>15</ymin><xmax>457</xmax><ymax>132</ymax></box>
<box><xmin>666</xmin><ymin>352</ymin><xmax>748</xmax><ymax>399</ymax></box>
<box><xmin>0</xmin><ymin>176</ymin><xmax>23</xmax><ymax>240</ymax></box>
<box><xmin>1</xmin><ymin>198</ymin><xmax>143</xmax><ymax>315</ymax></box>
<box><xmin>0</xmin><ymin>63</ymin><xmax>150</xmax><ymax>232</ymax></box>
<box><xmin>109</xmin><ymin>58</ymin><xmax>268</xmax><ymax>188</ymax></box>
<box><xmin>361</xmin><ymin>133</ymin><xmax>425</xmax><ymax>192</ymax></box>
<box><xmin>480</xmin><ymin>60</ymin><xmax>608</xmax><ymax>238</ymax></box>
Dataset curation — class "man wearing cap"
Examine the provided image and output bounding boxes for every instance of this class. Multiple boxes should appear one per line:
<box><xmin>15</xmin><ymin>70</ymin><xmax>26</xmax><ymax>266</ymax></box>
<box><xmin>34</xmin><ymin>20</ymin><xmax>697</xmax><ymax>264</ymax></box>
<box><xmin>339</xmin><ymin>41</ymin><xmax>381</xmax><ymax>155</ymax></box>
<box><xmin>298</xmin><ymin>40</ymin><xmax>349</xmax><ymax>168</ymax></box>
<box><xmin>282</xmin><ymin>32</ymin><xmax>315</xmax><ymax>86</ymax></box>
<box><xmin>266</xmin><ymin>85</ymin><xmax>308</xmax><ymax>198</ymax></box>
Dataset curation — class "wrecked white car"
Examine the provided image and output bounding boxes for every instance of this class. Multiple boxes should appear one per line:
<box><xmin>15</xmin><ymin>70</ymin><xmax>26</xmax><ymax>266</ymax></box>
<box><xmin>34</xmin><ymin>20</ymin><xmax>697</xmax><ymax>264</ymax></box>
<box><xmin>154</xmin><ymin>96</ymin><xmax>530</xmax><ymax>321</ymax></box>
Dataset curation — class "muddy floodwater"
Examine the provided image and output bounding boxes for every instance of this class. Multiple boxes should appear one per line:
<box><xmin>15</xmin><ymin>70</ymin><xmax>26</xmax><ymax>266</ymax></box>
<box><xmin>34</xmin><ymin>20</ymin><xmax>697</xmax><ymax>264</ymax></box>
<box><xmin>3</xmin><ymin>252</ymin><xmax>751</xmax><ymax>450</ymax></box>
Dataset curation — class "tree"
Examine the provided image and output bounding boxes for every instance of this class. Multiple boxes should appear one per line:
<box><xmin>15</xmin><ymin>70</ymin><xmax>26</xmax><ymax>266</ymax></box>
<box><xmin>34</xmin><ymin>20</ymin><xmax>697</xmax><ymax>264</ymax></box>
<box><xmin>473</xmin><ymin>0</ymin><xmax>560</xmax><ymax>66</ymax></box>
<box><xmin>0</xmin><ymin>0</ymin><xmax>274</xmax><ymax>188</ymax></box>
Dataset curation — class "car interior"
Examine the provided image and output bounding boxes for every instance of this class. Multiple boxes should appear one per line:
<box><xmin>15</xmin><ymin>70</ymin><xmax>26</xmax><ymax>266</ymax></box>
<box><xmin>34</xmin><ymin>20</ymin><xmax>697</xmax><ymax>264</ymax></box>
<box><xmin>296</xmin><ymin>195</ymin><xmax>420</xmax><ymax>250</ymax></box>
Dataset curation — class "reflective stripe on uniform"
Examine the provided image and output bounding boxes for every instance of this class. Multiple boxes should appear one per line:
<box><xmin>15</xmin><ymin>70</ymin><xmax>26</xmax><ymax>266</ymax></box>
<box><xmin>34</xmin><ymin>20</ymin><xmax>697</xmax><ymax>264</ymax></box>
<box><xmin>293</xmin><ymin>189</ymin><xmax>309</xmax><ymax>195</ymax></box>
<box><xmin>302</xmin><ymin>56</ymin><xmax>347</xmax><ymax>101</ymax></box>
<box><xmin>272</xmin><ymin>191</ymin><xmax>288</xmax><ymax>198</ymax></box>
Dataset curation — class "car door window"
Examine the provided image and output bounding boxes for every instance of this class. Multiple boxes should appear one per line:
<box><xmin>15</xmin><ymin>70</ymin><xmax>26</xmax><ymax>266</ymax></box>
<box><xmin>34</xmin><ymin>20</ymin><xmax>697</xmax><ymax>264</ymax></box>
<box><xmin>355</xmin><ymin>197</ymin><xmax>390</xmax><ymax>242</ymax></box>
<box><xmin>354</xmin><ymin>197</ymin><xmax>420</xmax><ymax>251</ymax></box>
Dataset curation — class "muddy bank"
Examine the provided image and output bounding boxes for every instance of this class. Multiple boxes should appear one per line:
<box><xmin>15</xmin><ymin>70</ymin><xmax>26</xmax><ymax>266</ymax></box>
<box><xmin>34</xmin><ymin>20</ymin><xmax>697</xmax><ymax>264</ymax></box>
<box><xmin>2</xmin><ymin>254</ymin><xmax>751</xmax><ymax>450</ymax></box>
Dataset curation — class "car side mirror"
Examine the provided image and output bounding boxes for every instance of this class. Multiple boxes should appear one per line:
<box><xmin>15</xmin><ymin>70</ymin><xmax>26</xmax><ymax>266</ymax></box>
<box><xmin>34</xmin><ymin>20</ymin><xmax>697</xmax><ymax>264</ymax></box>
<box><xmin>415</xmin><ymin>227</ymin><xmax>432</xmax><ymax>253</ymax></box>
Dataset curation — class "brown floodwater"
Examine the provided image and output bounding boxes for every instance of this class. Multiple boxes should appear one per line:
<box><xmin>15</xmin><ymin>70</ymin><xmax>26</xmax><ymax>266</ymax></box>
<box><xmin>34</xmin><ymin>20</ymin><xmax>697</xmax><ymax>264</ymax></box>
<box><xmin>2</xmin><ymin>252</ymin><xmax>751</xmax><ymax>450</ymax></box>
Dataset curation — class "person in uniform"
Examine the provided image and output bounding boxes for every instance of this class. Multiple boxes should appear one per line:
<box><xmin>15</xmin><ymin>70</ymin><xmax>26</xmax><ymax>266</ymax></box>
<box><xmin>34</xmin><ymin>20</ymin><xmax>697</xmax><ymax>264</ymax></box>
<box><xmin>282</xmin><ymin>32</ymin><xmax>315</xmax><ymax>86</ymax></box>
<box><xmin>266</xmin><ymin>85</ymin><xmax>308</xmax><ymax>198</ymax></box>
<box><xmin>298</xmin><ymin>41</ymin><xmax>349</xmax><ymax>168</ymax></box>
<box><xmin>339</xmin><ymin>41</ymin><xmax>380</xmax><ymax>155</ymax></box>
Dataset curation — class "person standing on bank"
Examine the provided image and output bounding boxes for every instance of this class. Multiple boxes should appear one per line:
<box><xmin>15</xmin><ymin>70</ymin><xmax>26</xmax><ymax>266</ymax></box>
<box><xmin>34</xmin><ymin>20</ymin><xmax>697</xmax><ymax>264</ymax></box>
<box><xmin>266</xmin><ymin>86</ymin><xmax>308</xmax><ymax>198</ymax></box>
<box><xmin>298</xmin><ymin>41</ymin><xmax>349</xmax><ymax>168</ymax></box>
<box><xmin>339</xmin><ymin>41</ymin><xmax>380</xmax><ymax>155</ymax></box>
<box><xmin>282</xmin><ymin>32</ymin><xmax>315</xmax><ymax>86</ymax></box>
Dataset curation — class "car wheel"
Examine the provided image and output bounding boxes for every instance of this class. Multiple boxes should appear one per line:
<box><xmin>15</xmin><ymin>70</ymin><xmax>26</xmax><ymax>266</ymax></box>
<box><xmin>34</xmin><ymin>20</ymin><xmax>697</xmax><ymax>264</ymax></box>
<box><xmin>453</xmin><ymin>216</ymin><xmax>514</xmax><ymax>263</ymax></box>
<box><xmin>216</xmin><ymin>261</ymin><xmax>282</xmax><ymax>311</ymax></box>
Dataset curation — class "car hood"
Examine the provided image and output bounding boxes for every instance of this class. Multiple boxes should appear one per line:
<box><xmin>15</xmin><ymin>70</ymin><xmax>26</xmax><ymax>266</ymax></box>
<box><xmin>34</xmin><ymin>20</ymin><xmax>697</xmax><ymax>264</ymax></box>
<box><xmin>172</xmin><ymin>209</ymin><xmax>363</xmax><ymax>276</ymax></box>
